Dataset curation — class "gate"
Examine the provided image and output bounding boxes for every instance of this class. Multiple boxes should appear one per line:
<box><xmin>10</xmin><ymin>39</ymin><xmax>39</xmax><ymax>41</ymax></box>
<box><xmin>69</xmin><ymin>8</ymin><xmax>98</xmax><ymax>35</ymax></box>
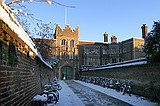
<box><xmin>61</xmin><ymin>66</ymin><xmax>73</xmax><ymax>80</ymax></box>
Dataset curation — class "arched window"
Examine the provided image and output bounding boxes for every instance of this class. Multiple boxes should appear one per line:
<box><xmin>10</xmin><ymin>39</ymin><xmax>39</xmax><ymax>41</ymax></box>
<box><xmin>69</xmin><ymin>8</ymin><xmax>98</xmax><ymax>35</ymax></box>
<box><xmin>61</xmin><ymin>39</ymin><xmax>66</xmax><ymax>45</ymax></box>
<box><xmin>70</xmin><ymin>40</ymin><xmax>74</xmax><ymax>47</ymax></box>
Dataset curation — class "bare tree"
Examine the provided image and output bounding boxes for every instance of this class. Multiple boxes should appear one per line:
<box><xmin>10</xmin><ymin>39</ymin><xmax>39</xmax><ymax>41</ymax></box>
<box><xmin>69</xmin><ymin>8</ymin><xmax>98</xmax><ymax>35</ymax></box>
<box><xmin>32</xmin><ymin>22</ymin><xmax>55</xmax><ymax>59</ymax></box>
<box><xmin>3</xmin><ymin>0</ymin><xmax>75</xmax><ymax>65</ymax></box>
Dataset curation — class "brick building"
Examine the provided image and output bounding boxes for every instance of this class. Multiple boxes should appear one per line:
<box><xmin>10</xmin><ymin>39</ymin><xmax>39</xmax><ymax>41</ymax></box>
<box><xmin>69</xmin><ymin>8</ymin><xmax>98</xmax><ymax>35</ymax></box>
<box><xmin>78</xmin><ymin>36</ymin><xmax>144</xmax><ymax>70</ymax></box>
<box><xmin>34</xmin><ymin>24</ymin><xmax>79</xmax><ymax>80</ymax></box>
<box><xmin>34</xmin><ymin>23</ymin><xmax>147</xmax><ymax>80</ymax></box>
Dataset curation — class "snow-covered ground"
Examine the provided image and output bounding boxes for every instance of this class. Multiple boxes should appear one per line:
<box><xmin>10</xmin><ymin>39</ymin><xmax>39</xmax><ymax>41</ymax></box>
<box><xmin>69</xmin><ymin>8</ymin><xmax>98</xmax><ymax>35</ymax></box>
<box><xmin>56</xmin><ymin>80</ymin><xmax>84</xmax><ymax>106</ymax></box>
<box><xmin>56</xmin><ymin>80</ymin><xmax>159</xmax><ymax>106</ymax></box>
<box><xmin>75</xmin><ymin>80</ymin><xmax>159</xmax><ymax>106</ymax></box>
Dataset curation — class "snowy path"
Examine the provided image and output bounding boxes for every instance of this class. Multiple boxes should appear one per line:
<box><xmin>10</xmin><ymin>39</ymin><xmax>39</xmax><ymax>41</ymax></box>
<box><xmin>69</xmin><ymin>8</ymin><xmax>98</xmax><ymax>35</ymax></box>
<box><xmin>56</xmin><ymin>80</ymin><xmax>84</xmax><ymax>106</ymax></box>
<box><xmin>65</xmin><ymin>80</ymin><xmax>132</xmax><ymax>106</ymax></box>
<box><xmin>55</xmin><ymin>80</ymin><xmax>159</xmax><ymax>106</ymax></box>
<box><xmin>75</xmin><ymin>80</ymin><xmax>159</xmax><ymax>106</ymax></box>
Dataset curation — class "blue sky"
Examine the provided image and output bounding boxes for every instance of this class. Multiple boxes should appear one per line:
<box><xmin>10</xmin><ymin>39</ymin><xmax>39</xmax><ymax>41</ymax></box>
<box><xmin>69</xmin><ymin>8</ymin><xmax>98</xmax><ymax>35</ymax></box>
<box><xmin>16</xmin><ymin>0</ymin><xmax>160</xmax><ymax>42</ymax></box>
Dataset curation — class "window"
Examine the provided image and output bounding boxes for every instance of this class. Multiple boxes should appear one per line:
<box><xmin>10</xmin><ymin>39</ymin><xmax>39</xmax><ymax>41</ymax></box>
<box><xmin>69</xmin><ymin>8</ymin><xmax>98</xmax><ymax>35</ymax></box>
<box><xmin>89</xmin><ymin>57</ymin><xmax>93</xmax><ymax>65</ymax></box>
<box><xmin>111</xmin><ymin>48</ymin><xmax>116</xmax><ymax>54</ymax></box>
<box><xmin>61</xmin><ymin>39</ymin><xmax>66</xmax><ymax>45</ymax></box>
<box><xmin>138</xmin><ymin>44</ymin><xmax>144</xmax><ymax>51</ymax></box>
<box><xmin>103</xmin><ymin>49</ymin><xmax>107</xmax><ymax>54</ymax></box>
<box><xmin>119</xmin><ymin>48</ymin><xmax>122</xmax><ymax>53</ymax></box>
<box><xmin>70</xmin><ymin>40</ymin><xmax>74</xmax><ymax>47</ymax></box>
<box><xmin>112</xmin><ymin>58</ymin><xmax>116</xmax><ymax>63</ymax></box>
<box><xmin>84</xmin><ymin>48</ymin><xmax>89</xmax><ymax>54</ymax></box>
<box><xmin>119</xmin><ymin>58</ymin><xmax>122</xmax><ymax>62</ymax></box>
<box><xmin>66</xmin><ymin>41</ymin><xmax>68</xmax><ymax>46</ymax></box>
<box><xmin>69</xmin><ymin>52</ymin><xmax>74</xmax><ymax>59</ymax></box>
<box><xmin>123</xmin><ymin>48</ymin><xmax>126</xmax><ymax>53</ymax></box>
<box><xmin>104</xmin><ymin>59</ymin><xmax>108</xmax><ymax>64</ymax></box>
<box><xmin>93</xmin><ymin>48</ymin><xmax>99</xmax><ymax>54</ymax></box>
<box><xmin>62</xmin><ymin>52</ymin><xmax>66</xmax><ymax>59</ymax></box>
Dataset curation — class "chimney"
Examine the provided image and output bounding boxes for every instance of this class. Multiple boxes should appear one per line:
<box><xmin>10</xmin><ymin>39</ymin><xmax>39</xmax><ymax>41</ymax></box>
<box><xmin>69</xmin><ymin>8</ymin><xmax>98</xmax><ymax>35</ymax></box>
<box><xmin>103</xmin><ymin>32</ymin><xmax>108</xmax><ymax>42</ymax></box>
<box><xmin>141</xmin><ymin>24</ymin><xmax>148</xmax><ymax>38</ymax></box>
<box><xmin>111</xmin><ymin>35</ymin><xmax>117</xmax><ymax>43</ymax></box>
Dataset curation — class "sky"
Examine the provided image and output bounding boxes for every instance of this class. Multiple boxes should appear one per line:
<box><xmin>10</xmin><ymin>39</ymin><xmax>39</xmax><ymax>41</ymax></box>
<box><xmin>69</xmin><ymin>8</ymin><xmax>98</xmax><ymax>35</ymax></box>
<box><xmin>6</xmin><ymin>0</ymin><xmax>160</xmax><ymax>42</ymax></box>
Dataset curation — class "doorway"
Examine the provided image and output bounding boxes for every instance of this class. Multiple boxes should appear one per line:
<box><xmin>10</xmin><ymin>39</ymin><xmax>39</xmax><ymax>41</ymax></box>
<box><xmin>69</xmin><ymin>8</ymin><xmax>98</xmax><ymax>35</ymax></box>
<box><xmin>61</xmin><ymin>66</ymin><xmax>73</xmax><ymax>80</ymax></box>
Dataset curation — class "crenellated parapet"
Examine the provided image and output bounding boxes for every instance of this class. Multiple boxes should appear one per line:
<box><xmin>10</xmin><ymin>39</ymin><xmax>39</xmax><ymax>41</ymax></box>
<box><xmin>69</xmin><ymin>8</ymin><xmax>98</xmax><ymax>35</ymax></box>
<box><xmin>54</xmin><ymin>24</ymin><xmax>79</xmax><ymax>38</ymax></box>
<box><xmin>74</xmin><ymin>25</ymin><xmax>79</xmax><ymax>35</ymax></box>
<box><xmin>55</xmin><ymin>23</ymin><xmax>63</xmax><ymax>36</ymax></box>
<box><xmin>64</xmin><ymin>24</ymin><xmax>73</xmax><ymax>33</ymax></box>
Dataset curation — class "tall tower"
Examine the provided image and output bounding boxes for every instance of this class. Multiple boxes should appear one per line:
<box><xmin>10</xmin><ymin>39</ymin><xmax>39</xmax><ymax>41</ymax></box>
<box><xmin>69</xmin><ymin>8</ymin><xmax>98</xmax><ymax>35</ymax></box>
<box><xmin>103</xmin><ymin>32</ymin><xmax>108</xmax><ymax>42</ymax></box>
<box><xmin>141</xmin><ymin>24</ymin><xmax>148</xmax><ymax>38</ymax></box>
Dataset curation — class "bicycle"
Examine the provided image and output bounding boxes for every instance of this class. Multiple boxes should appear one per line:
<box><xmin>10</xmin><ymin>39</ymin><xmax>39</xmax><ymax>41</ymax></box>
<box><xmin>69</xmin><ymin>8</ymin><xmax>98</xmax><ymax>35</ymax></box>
<box><xmin>31</xmin><ymin>79</ymin><xmax>62</xmax><ymax>106</ymax></box>
<box><xmin>44</xmin><ymin>84</ymin><xmax>59</xmax><ymax>104</ymax></box>
<box><xmin>144</xmin><ymin>81</ymin><xmax>160</xmax><ymax>102</ymax></box>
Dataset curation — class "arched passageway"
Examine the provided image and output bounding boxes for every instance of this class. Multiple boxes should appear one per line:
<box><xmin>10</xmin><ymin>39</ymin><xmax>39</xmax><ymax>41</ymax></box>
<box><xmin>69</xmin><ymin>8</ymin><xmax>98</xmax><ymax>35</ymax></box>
<box><xmin>61</xmin><ymin>66</ymin><xmax>73</xmax><ymax>80</ymax></box>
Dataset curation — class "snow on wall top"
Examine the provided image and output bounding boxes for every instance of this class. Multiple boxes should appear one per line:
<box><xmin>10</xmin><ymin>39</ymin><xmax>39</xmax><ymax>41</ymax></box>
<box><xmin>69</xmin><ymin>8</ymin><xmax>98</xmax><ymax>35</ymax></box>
<box><xmin>0</xmin><ymin>3</ymin><xmax>52</xmax><ymax>69</ymax></box>
<box><xmin>86</xmin><ymin>58</ymin><xmax>147</xmax><ymax>71</ymax></box>
<box><xmin>0</xmin><ymin>3</ymin><xmax>36</xmax><ymax>53</ymax></box>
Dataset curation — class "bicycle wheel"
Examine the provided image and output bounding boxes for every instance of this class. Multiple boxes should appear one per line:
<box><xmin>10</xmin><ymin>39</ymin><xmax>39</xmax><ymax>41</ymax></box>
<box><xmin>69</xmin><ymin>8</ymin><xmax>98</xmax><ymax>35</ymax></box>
<box><xmin>58</xmin><ymin>85</ymin><xmax>62</xmax><ymax>90</ymax></box>
<box><xmin>152</xmin><ymin>88</ymin><xmax>160</xmax><ymax>102</ymax></box>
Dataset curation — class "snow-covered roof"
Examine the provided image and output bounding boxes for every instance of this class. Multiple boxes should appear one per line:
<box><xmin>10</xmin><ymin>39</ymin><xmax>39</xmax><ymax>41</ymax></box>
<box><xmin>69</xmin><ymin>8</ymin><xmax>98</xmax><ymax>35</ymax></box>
<box><xmin>0</xmin><ymin>3</ymin><xmax>52</xmax><ymax>69</ymax></box>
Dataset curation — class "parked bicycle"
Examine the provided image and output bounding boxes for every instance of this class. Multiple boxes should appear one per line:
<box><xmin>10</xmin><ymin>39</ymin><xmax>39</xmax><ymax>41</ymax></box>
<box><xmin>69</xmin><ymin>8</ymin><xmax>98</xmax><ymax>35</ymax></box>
<box><xmin>31</xmin><ymin>78</ymin><xmax>62</xmax><ymax>106</ymax></box>
<box><xmin>49</xmin><ymin>80</ymin><xmax>62</xmax><ymax>91</ymax></box>
<box><xmin>144</xmin><ymin>81</ymin><xmax>160</xmax><ymax>102</ymax></box>
<box><xmin>120</xmin><ymin>80</ymin><xmax>132</xmax><ymax>96</ymax></box>
<box><xmin>80</xmin><ymin>76</ymin><xmax>132</xmax><ymax>96</ymax></box>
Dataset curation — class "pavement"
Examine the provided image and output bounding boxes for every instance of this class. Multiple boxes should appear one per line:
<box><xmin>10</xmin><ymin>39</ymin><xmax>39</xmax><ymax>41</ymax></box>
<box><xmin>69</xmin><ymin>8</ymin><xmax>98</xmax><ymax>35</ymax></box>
<box><xmin>56</xmin><ymin>80</ymin><xmax>159</xmax><ymax>106</ymax></box>
<box><xmin>56</xmin><ymin>80</ymin><xmax>84</xmax><ymax>106</ymax></box>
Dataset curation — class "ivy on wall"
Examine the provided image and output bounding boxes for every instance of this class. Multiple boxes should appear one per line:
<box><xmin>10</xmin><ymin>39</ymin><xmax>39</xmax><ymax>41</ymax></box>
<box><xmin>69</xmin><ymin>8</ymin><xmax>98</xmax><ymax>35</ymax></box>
<box><xmin>13</xmin><ymin>69</ymin><xmax>21</xmax><ymax>89</ymax></box>
<box><xmin>8</xmin><ymin>41</ymin><xmax>18</xmax><ymax>66</ymax></box>
<box><xmin>0</xmin><ymin>41</ymin><xmax>2</xmax><ymax>63</ymax></box>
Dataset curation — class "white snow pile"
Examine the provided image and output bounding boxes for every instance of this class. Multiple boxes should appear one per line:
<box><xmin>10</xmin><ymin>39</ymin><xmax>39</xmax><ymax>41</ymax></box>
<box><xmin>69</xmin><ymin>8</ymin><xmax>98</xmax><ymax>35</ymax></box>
<box><xmin>0</xmin><ymin>3</ymin><xmax>52</xmax><ymax>68</ymax></box>
<box><xmin>75</xmin><ymin>80</ymin><xmax>159</xmax><ymax>106</ymax></box>
<box><xmin>32</xmin><ymin>94</ymin><xmax>48</xmax><ymax>102</ymax></box>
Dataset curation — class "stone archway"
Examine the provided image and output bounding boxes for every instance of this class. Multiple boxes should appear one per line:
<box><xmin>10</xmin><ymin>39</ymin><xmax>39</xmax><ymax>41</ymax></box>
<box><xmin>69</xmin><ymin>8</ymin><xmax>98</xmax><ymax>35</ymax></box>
<box><xmin>61</xmin><ymin>66</ymin><xmax>73</xmax><ymax>80</ymax></box>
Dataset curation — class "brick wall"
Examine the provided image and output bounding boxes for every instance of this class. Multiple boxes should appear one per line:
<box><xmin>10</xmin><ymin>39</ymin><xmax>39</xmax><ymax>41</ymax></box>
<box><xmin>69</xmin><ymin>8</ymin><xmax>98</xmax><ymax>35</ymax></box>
<box><xmin>0</xmin><ymin>42</ymin><xmax>53</xmax><ymax>106</ymax></box>
<box><xmin>0</xmin><ymin>18</ymin><xmax>53</xmax><ymax>106</ymax></box>
<box><xmin>80</xmin><ymin>64</ymin><xmax>160</xmax><ymax>100</ymax></box>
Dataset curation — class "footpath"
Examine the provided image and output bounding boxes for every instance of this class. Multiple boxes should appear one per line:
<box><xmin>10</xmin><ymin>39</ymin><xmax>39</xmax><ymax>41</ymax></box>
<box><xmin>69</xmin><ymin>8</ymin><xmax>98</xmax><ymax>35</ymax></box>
<box><xmin>56</xmin><ymin>80</ymin><xmax>84</xmax><ymax>106</ymax></box>
<box><xmin>56</xmin><ymin>80</ymin><xmax>159</xmax><ymax>106</ymax></box>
